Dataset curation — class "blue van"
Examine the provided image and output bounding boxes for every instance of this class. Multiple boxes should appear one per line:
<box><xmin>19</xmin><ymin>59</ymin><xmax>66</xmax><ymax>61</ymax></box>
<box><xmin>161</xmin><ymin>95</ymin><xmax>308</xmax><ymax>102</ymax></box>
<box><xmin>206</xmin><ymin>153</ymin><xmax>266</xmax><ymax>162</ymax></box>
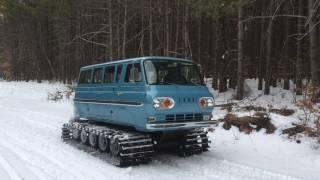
<box><xmin>62</xmin><ymin>56</ymin><xmax>216</xmax><ymax>166</ymax></box>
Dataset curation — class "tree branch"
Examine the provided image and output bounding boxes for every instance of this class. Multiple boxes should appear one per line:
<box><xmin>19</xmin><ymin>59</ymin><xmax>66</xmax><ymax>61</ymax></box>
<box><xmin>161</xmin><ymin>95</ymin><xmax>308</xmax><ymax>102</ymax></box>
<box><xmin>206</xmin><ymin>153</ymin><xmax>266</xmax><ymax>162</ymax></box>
<box><xmin>241</xmin><ymin>15</ymin><xmax>307</xmax><ymax>23</ymax></box>
<box><xmin>78</xmin><ymin>37</ymin><xmax>108</xmax><ymax>48</ymax></box>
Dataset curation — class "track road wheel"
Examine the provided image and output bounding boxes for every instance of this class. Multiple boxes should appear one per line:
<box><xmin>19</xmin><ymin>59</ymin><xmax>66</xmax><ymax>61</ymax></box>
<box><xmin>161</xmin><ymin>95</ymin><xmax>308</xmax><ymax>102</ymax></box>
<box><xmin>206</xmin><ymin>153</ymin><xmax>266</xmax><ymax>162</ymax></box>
<box><xmin>179</xmin><ymin>145</ymin><xmax>187</xmax><ymax>157</ymax></box>
<box><xmin>200</xmin><ymin>133</ymin><xmax>209</xmax><ymax>151</ymax></box>
<box><xmin>72</xmin><ymin>128</ymin><xmax>80</xmax><ymax>140</ymax></box>
<box><xmin>89</xmin><ymin>131</ymin><xmax>98</xmax><ymax>148</ymax></box>
<box><xmin>110</xmin><ymin>137</ymin><xmax>121</xmax><ymax>157</ymax></box>
<box><xmin>98</xmin><ymin>133</ymin><xmax>109</xmax><ymax>152</ymax></box>
<box><xmin>61</xmin><ymin>125</ymin><xmax>71</xmax><ymax>140</ymax></box>
<box><xmin>80</xmin><ymin>129</ymin><xmax>88</xmax><ymax>144</ymax></box>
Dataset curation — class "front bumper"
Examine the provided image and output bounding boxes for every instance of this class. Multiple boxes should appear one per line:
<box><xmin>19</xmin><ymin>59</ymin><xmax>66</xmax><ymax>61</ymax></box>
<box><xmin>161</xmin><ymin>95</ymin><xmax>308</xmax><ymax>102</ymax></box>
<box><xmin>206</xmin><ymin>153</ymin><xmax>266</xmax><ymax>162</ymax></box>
<box><xmin>146</xmin><ymin>120</ymin><xmax>218</xmax><ymax>130</ymax></box>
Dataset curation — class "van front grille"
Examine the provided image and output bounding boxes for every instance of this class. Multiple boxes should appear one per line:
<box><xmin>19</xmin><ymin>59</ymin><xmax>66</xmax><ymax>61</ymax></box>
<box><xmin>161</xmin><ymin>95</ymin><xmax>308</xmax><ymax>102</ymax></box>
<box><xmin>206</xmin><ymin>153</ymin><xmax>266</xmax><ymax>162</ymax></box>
<box><xmin>178</xmin><ymin>97</ymin><xmax>196</xmax><ymax>103</ymax></box>
<box><xmin>165</xmin><ymin>113</ymin><xmax>203</xmax><ymax>122</ymax></box>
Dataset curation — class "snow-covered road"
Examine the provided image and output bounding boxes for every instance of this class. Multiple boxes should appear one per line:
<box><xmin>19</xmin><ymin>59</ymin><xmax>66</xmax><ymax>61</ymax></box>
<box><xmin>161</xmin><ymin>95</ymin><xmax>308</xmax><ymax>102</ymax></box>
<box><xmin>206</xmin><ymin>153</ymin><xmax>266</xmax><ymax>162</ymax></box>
<box><xmin>0</xmin><ymin>81</ymin><xmax>317</xmax><ymax>180</ymax></box>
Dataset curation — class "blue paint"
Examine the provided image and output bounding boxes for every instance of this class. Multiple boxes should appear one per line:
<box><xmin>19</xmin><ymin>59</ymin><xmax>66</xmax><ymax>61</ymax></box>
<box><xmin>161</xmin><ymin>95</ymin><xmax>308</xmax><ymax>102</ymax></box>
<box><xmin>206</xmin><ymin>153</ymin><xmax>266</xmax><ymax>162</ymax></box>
<box><xmin>74</xmin><ymin>56</ymin><xmax>215</xmax><ymax>132</ymax></box>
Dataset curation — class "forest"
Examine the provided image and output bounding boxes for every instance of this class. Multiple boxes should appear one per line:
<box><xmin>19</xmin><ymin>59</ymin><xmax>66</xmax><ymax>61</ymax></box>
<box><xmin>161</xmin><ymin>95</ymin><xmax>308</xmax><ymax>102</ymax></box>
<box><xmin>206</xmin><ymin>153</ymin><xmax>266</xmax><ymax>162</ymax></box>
<box><xmin>0</xmin><ymin>0</ymin><xmax>320</xmax><ymax>100</ymax></box>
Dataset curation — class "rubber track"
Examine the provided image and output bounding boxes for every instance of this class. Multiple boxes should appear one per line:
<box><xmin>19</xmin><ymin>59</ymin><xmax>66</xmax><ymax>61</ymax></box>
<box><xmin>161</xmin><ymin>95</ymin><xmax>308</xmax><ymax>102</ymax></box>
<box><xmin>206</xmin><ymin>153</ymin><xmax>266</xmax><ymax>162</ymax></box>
<box><xmin>179</xmin><ymin>128</ymin><xmax>210</xmax><ymax>157</ymax></box>
<box><xmin>61</xmin><ymin>122</ymin><xmax>154</xmax><ymax>167</ymax></box>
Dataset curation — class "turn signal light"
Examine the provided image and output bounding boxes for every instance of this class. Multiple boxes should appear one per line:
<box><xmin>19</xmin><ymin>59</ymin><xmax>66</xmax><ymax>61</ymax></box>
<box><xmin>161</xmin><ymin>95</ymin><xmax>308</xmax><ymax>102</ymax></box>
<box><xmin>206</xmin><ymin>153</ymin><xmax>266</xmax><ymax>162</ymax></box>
<box><xmin>198</xmin><ymin>97</ymin><xmax>214</xmax><ymax>108</ymax></box>
<box><xmin>153</xmin><ymin>97</ymin><xmax>175</xmax><ymax>110</ymax></box>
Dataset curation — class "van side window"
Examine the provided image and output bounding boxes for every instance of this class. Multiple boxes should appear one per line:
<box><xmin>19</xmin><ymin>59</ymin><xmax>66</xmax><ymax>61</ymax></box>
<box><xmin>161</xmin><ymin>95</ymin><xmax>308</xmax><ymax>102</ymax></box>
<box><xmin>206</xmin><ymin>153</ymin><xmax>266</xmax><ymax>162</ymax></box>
<box><xmin>104</xmin><ymin>66</ymin><xmax>115</xmax><ymax>83</ymax></box>
<box><xmin>125</xmin><ymin>63</ymin><xmax>142</xmax><ymax>83</ymax></box>
<box><xmin>116</xmin><ymin>65</ymin><xmax>122</xmax><ymax>82</ymax></box>
<box><xmin>79</xmin><ymin>70</ymin><xmax>92</xmax><ymax>84</ymax></box>
<box><xmin>93</xmin><ymin>68</ymin><xmax>103</xmax><ymax>84</ymax></box>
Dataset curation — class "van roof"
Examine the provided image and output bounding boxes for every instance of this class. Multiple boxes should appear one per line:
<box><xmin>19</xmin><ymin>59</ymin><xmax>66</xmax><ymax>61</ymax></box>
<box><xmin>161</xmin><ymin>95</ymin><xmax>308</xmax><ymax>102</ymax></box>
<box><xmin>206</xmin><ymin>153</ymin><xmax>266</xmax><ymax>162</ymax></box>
<box><xmin>81</xmin><ymin>56</ymin><xmax>194</xmax><ymax>70</ymax></box>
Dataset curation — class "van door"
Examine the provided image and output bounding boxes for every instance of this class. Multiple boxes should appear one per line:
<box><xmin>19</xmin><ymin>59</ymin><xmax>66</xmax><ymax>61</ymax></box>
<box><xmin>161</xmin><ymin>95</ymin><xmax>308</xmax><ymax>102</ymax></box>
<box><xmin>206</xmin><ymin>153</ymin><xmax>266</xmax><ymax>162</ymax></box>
<box><xmin>75</xmin><ymin>69</ymin><xmax>93</xmax><ymax>120</ymax></box>
<box><xmin>100</xmin><ymin>65</ymin><xmax>117</xmax><ymax>121</ymax></box>
<box><xmin>111</xmin><ymin>64</ymin><xmax>126</xmax><ymax>124</ymax></box>
<box><xmin>120</xmin><ymin>63</ymin><xmax>145</xmax><ymax>103</ymax></box>
<box><xmin>91</xmin><ymin>67</ymin><xmax>105</xmax><ymax>120</ymax></box>
<box><xmin>115</xmin><ymin>62</ymin><xmax>146</xmax><ymax>126</ymax></box>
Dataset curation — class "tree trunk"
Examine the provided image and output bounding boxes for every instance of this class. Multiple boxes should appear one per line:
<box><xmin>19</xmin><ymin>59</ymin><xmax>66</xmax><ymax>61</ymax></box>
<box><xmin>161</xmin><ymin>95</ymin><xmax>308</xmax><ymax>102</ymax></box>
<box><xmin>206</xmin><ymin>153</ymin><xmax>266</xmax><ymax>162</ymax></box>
<box><xmin>236</xmin><ymin>6</ymin><xmax>244</xmax><ymax>100</ymax></box>
<box><xmin>116</xmin><ymin>6</ymin><xmax>121</xmax><ymax>59</ymax></box>
<box><xmin>229</xmin><ymin>61</ymin><xmax>237</xmax><ymax>89</ymax></box>
<box><xmin>284</xmin><ymin>79</ymin><xmax>290</xmax><ymax>90</ymax></box>
<box><xmin>212</xmin><ymin>19</ymin><xmax>219</xmax><ymax>89</ymax></box>
<box><xmin>139</xmin><ymin>9</ymin><xmax>145</xmax><ymax>56</ymax></box>
<box><xmin>308</xmin><ymin>0</ymin><xmax>320</xmax><ymax>86</ymax></box>
<box><xmin>183</xmin><ymin>2</ymin><xmax>188</xmax><ymax>58</ymax></box>
<box><xmin>122</xmin><ymin>0</ymin><xmax>127</xmax><ymax>58</ymax></box>
<box><xmin>283</xmin><ymin>3</ymin><xmax>290</xmax><ymax>90</ymax></box>
<box><xmin>219</xmin><ymin>77</ymin><xmax>228</xmax><ymax>92</ymax></box>
<box><xmin>296</xmin><ymin>0</ymin><xmax>303</xmax><ymax>95</ymax></box>
<box><xmin>38</xmin><ymin>22</ymin><xmax>56</xmax><ymax>80</ymax></box>
<box><xmin>109</xmin><ymin>0</ymin><xmax>113</xmax><ymax>61</ymax></box>
<box><xmin>264</xmin><ymin>10</ymin><xmax>273</xmax><ymax>95</ymax></box>
<box><xmin>197</xmin><ymin>17</ymin><xmax>201</xmax><ymax>64</ymax></box>
<box><xmin>165</xmin><ymin>0</ymin><xmax>169</xmax><ymax>56</ymax></box>
<box><xmin>149</xmin><ymin>0</ymin><xmax>153</xmax><ymax>55</ymax></box>
<box><xmin>258</xmin><ymin>16</ymin><xmax>265</xmax><ymax>90</ymax></box>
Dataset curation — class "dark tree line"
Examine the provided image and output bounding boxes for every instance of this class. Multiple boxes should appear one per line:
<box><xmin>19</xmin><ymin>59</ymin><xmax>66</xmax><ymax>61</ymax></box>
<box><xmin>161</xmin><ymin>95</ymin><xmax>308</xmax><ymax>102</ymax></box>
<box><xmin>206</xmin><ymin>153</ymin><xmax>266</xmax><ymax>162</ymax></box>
<box><xmin>0</xmin><ymin>0</ymin><xmax>320</xmax><ymax>99</ymax></box>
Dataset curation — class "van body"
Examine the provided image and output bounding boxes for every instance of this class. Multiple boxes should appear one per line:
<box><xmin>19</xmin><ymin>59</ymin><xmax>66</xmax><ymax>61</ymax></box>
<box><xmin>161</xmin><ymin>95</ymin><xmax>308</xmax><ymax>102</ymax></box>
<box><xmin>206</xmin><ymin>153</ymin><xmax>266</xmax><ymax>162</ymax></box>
<box><xmin>74</xmin><ymin>56</ymin><xmax>216</xmax><ymax>132</ymax></box>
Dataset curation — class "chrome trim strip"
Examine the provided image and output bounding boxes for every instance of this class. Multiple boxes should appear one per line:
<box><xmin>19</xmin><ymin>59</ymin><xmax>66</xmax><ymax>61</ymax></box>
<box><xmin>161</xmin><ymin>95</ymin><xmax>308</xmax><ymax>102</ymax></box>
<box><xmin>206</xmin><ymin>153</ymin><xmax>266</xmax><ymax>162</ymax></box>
<box><xmin>76</xmin><ymin>101</ymin><xmax>144</xmax><ymax>107</ymax></box>
<box><xmin>75</xmin><ymin>90</ymin><xmax>114</xmax><ymax>93</ymax></box>
<box><xmin>75</xmin><ymin>90</ymin><xmax>145</xmax><ymax>94</ymax></box>
<box><xmin>146</xmin><ymin>120</ymin><xmax>218</xmax><ymax>130</ymax></box>
<box><xmin>74</xmin><ymin>98</ymin><xmax>144</xmax><ymax>107</ymax></box>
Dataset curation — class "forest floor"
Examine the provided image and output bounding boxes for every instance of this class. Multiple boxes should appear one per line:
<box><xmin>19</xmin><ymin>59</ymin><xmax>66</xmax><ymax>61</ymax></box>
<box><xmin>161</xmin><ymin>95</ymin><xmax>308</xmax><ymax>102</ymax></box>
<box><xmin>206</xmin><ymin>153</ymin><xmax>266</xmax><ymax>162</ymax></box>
<box><xmin>0</xmin><ymin>80</ymin><xmax>319</xmax><ymax>180</ymax></box>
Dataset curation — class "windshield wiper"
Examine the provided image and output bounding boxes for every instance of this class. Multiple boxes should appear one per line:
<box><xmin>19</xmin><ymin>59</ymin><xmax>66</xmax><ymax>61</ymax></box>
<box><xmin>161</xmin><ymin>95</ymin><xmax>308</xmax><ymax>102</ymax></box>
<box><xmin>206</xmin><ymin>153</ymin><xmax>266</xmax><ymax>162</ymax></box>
<box><xmin>187</xmin><ymin>81</ymin><xmax>204</xmax><ymax>86</ymax></box>
<box><xmin>163</xmin><ymin>82</ymin><xmax>179</xmax><ymax>85</ymax></box>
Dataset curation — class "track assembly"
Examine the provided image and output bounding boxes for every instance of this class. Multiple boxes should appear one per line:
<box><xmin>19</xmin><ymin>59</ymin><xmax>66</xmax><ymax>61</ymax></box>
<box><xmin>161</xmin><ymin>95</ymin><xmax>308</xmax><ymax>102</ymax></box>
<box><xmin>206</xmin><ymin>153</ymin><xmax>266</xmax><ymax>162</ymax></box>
<box><xmin>62</xmin><ymin>121</ymin><xmax>210</xmax><ymax>167</ymax></box>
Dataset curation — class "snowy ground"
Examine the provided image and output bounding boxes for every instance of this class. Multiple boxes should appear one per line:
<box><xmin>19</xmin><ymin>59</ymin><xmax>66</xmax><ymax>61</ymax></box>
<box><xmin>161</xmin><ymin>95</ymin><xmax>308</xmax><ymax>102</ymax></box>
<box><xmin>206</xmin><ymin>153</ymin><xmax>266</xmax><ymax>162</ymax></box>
<box><xmin>0</xmin><ymin>80</ymin><xmax>319</xmax><ymax>180</ymax></box>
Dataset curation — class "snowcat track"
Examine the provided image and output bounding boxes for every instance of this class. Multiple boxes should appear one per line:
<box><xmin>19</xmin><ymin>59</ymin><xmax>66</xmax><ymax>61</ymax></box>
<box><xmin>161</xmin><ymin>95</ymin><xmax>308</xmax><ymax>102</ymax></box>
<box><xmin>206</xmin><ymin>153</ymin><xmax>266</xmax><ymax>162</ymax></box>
<box><xmin>179</xmin><ymin>128</ymin><xmax>210</xmax><ymax>157</ymax></box>
<box><xmin>61</xmin><ymin>122</ymin><xmax>154</xmax><ymax>167</ymax></box>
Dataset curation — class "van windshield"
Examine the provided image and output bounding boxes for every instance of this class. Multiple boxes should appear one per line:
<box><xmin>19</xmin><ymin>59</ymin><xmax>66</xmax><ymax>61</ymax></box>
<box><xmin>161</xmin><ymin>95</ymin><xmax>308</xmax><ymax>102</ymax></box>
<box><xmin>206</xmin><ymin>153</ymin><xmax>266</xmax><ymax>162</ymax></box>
<box><xmin>144</xmin><ymin>60</ymin><xmax>204</xmax><ymax>86</ymax></box>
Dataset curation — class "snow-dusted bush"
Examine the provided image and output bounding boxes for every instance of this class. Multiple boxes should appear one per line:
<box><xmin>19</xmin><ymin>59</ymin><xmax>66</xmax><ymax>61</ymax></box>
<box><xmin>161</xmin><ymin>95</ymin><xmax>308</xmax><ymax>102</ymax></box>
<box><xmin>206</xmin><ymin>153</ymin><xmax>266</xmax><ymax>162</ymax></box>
<box><xmin>296</xmin><ymin>85</ymin><xmax>320</xmax><ymax>124</ymax></box>
<box><xmin>47</xmin><ymin>85</ymin><xmax>75</xmax><ymax>102</ymax></box>
<box><xmin>48</xmin><ymin>91</ymin><xmax>64</xmax><ymax>101</ymax></box>
<box><xmin>222</xmin><ymin>112</ymin><xmax>276</xmax><ymax>134</ymax></box>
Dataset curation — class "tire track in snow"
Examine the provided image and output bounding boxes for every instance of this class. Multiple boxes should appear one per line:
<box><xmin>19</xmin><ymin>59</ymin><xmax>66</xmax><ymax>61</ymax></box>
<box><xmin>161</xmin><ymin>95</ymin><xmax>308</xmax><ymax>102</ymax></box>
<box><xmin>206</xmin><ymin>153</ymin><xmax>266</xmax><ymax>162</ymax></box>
<box><xmin>150</xmin><ymin>154</ymin><xmax>300</xmax><ymax>180</ymax></box>
<box><xmin>0</xmin><ymin>105</ymin><xmax>65</xmax><ymax>129</ymax></box>
<box><xmin>0</xmin><ymin>108</ymin><xmax>58</xmax><ymax>130</ymax></box>
<box><xmin>0</xmin><ymin>155</ymin><xmax>21</xmax><ymax>180</ymax></box>
<box><xmin>0</xmin><ymin>109</ymin><xmax>117</xmax><ymax>180</ymax></box>
<box><xmin>199</xmin><ymin>150</ymin><xmax>301</xmax><ymax>180</ymax></box>
<box><xmin>0</xmin><ymin>103</ymin><xmax>70</xmax><ymax>124</ymax></box>
<box><xmin>0</xmin><ymin>126</ymin><xmax>80</xmax><ymax>179</ymax></box>
<box><xmin>0</xmin><ymin>144</ymin><xmax>41</xmax><ymax>180</ymax></box>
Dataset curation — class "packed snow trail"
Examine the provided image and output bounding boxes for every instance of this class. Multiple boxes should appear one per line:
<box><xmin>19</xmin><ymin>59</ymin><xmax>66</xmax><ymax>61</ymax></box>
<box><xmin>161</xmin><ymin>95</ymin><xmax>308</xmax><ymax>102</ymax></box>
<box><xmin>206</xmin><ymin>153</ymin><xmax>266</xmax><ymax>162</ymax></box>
<box><xmin>0</xmin><ymin>81</ymin><xmax>313</xmax><ymax>180</ymax></box>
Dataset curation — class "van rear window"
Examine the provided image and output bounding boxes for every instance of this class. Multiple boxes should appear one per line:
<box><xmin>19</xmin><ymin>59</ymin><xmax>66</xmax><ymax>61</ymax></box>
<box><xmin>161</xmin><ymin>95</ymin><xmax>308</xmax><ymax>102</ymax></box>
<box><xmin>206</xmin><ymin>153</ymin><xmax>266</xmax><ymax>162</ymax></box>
<box><xmin>125</xmin><ymin>63</ymin><xmax>142</xmax><ymax>83</ymax></box>
<box><xmin>93</xmin><ymin>68</ymin><xmax>103</xmax><ymax>84</ymax></box>
<box><xmin>116</xmin><ymin>65</ymin><xmax>122</xmax><ymax>82</ymax></box>
<box><xmin>79</xmin><ymin>70</ymin><xmax>92</xmax><ymax>84</ymax></box>
<box><xmin>104</xmin><ymin>66</ymin><xmax>115</xmax><ymax>83</ymax></box>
